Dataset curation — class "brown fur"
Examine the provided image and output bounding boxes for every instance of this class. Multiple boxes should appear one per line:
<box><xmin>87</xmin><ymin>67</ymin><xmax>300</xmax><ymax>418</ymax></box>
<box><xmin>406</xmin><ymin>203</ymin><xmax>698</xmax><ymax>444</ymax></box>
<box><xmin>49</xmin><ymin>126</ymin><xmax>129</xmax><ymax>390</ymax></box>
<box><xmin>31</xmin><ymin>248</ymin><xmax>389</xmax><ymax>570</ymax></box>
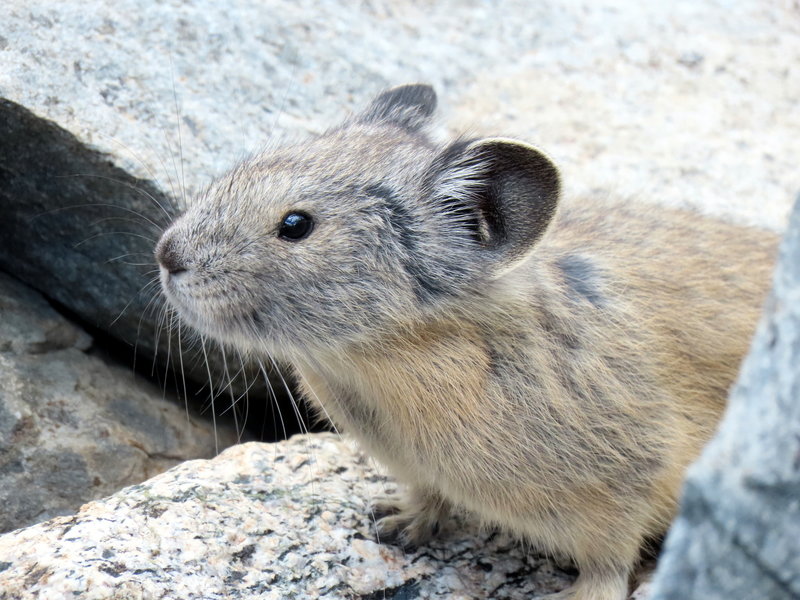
<box><xmin>294</xmin><ymin>199</ymin><xmax>775</xmax><ymax>599</ymax></box>
<box><xmin>156</xmin><ymin>84</ymin><xmax>778</xmax><ymax>599</ymax></box>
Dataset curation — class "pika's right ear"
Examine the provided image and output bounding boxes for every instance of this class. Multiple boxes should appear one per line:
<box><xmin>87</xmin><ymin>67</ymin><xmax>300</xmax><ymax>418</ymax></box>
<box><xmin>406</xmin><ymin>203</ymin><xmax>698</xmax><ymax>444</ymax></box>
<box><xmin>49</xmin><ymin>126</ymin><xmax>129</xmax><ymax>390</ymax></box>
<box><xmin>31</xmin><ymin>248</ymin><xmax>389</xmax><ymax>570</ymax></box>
<box><xmin>359</xmin><ymin>84</ymin><xmax>437</xmax><ymax>132</ymax></box>
<box><xmin>426</xmin><ymin>137</ymin><xmax>561</xmax><ymax>278</ymax></box>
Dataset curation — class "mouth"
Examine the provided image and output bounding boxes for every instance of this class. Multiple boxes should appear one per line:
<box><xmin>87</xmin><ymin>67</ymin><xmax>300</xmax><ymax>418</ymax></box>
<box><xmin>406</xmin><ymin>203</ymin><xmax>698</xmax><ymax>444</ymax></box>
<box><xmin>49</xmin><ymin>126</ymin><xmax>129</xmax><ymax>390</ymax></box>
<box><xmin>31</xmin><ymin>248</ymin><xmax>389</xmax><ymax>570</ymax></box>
<box><xmin>159</xmin><ymin>269</ymin><xmax>263</xmax><ymax>344</ymax></box>
<box><xmin>160</xmin><ymin>278</ymin><xmax>202</xmax><ymax>330</ymax></box>
<box><xmin>159</xmin><ymin>267</ymin><xmax>209</xmax><ymax>324</ymax></box>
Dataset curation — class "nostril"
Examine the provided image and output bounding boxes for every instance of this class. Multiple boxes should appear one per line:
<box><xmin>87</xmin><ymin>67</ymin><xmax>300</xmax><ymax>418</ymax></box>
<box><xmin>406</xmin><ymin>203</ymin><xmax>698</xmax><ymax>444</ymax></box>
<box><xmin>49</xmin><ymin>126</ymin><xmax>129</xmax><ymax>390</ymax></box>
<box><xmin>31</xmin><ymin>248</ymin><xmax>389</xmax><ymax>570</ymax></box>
<box><xmin>165</xmin><ymin>258</ymin><xmax>187</xmax><ymax>275</ymax></box>
<box><xmin>156</xmin><ymin>237</ymin><xmax>188</xmax><ymax>275</ymax></box>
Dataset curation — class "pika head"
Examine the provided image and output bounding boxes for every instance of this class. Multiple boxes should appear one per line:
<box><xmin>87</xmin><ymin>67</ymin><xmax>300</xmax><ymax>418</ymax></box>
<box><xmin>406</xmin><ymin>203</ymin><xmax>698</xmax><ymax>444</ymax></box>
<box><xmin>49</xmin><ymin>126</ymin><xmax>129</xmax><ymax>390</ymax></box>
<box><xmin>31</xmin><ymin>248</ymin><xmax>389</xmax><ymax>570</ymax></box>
<box><xmin>156</xmin><ymin>84</ymin><xmax>560</xmax><ymax>358</ymax></box>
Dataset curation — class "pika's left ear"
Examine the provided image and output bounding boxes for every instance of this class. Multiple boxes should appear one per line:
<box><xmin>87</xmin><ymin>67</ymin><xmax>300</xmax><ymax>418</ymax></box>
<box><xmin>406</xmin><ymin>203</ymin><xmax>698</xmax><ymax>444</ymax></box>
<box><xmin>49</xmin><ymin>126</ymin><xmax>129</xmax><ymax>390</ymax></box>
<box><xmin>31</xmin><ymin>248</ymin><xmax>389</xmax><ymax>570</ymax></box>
<box><xmin>359</xmin><ymin>83</ymin><xmax>437</xmax><ymax>132</ymax></box>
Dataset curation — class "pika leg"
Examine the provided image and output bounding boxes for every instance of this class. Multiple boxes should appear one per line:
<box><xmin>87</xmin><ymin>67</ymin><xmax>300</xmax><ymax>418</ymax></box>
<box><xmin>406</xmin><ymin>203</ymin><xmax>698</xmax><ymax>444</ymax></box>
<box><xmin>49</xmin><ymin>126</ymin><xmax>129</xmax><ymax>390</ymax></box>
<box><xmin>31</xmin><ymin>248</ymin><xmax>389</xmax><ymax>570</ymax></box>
<box><xmin>370</xmin><ymin>487</ymin><xmax>451</xmax><ymax>550</ymax></box>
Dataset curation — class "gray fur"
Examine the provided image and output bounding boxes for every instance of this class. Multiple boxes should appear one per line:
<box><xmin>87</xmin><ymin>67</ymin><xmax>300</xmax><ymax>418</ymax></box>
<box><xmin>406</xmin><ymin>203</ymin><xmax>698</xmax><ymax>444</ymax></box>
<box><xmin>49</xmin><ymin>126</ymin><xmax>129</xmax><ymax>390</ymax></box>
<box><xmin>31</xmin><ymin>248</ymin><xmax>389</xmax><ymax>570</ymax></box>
<box><xmin>557</xmin><ymin>254</ymin><xmax>606</xmax><ymax>308</ymax></box>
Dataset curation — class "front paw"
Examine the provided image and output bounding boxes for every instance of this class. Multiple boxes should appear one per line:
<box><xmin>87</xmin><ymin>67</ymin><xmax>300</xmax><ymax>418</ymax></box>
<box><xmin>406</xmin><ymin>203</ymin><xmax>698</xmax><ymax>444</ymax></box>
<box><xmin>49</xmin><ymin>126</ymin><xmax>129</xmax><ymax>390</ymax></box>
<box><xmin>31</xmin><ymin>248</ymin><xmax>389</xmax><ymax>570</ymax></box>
<box><xmin>374</xmin><ymin>511</ymin><xmax>441</xmax><ymax>550</ymax></box>
<box><xmin>369</xmin><ymin>492</ymin><xmax>448</xmax><ymax>551</ymax></box>
<box><xmin>369</xmin><ymin>494</ymin><xmax>404</xmax><ymax>521</ymax></box>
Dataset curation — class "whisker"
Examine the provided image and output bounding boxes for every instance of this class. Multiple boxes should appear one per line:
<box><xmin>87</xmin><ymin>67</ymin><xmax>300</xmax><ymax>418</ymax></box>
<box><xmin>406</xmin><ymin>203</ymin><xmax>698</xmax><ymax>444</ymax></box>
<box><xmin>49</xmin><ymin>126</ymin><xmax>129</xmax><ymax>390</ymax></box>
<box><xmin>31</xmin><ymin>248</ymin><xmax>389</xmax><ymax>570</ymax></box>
<box><xmin>105</xmin><ymin>252</ymin><xmax>157</xmax><ymax>265</ymax></box>
<box><xmin>152</xmin><ymin>300</ymin><xmax>170</xmax><ymax>377</ymax></box>
<box><xmin>94</xmin><ymin>131</ymin><xmax>176</xmax><ymax>222</ymax></box>
<box><xmin>50</xmin><ymin>178</ymin><xmax>173</xmax><ymax>229</ymax></box>
<box><xmin>169</xmin><ymin>51</ymin><xmax>188</xmax><ymax>211</ymax></box>
<box><xmin>88</xmin><ymin>215</ymin><xmax>163</xmax><ymax>231</ymax></box>
<box><xmin>133</xmin><ymin>284</ymin><xmax>167</xmax><ymax>373</ymax></box>
<box><xmin>217</xmin><ymin>362</ymin><xmax>254</xmax><ymax>416</ymax></box>
<box><xmin>220</xmin><ymin>347</ymin><xmax>242</xmax><ymax>443</ymax></box>
<box><xmin>235</xmin><ymin>349</ymin><xmax>252</xmax><ymax>442</ymax></box>
<box><xmin>267</xmin><ymin>354</ymin><xmax>309</xmax><ymax>436</ymax></box>
<box><xmin>163</xmin><ymin>307</ymin><xmax>176</xmax><ymax>402</ymax></box>
<box><xmin>200</xmin><ymin>335</ymin><xmax>219</xmax><ymax>455</ymax></box>
<box><xmin>290</xmin><ymin>364</ymin><xmax>340</xmax><ymax>438</ymax></box>
<box><xmin>112</xmin><ymin>275</ymin><xmax>160</xmax><ymax>327</ymax></box>
<box><xmin>74</xmin><ymin>231</ymin><xmax>158</xmax><ymax>247</ymax></box>
<box><xmin>258</xmin><ymin>359</ymin><xmax>288</xmax><ymax>442</ymax></box>
<box><xmin>176</xmin><ymin>317</ymin><xmax>191</xmax><ymax>428</ymax></box>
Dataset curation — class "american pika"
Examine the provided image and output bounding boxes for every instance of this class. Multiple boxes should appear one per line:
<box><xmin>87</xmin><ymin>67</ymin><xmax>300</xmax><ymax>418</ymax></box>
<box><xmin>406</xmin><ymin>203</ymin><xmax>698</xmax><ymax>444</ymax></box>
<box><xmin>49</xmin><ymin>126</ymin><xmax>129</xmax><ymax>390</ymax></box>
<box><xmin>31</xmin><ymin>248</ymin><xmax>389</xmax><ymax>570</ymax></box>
<box><xmin>155</xmin><ymin>84</ymin><xmax>777</xmax><ymax>599</ymax></box>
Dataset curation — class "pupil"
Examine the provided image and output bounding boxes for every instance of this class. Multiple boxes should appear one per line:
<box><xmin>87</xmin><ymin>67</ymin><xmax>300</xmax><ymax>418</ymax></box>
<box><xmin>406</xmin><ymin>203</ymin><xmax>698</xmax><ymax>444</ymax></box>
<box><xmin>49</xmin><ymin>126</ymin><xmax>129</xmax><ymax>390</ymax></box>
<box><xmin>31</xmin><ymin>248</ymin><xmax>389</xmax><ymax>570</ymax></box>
<box><xmin>279</xmin><ymin>212</ymin><xmax>313</xmax><ymax>240</ymax></box>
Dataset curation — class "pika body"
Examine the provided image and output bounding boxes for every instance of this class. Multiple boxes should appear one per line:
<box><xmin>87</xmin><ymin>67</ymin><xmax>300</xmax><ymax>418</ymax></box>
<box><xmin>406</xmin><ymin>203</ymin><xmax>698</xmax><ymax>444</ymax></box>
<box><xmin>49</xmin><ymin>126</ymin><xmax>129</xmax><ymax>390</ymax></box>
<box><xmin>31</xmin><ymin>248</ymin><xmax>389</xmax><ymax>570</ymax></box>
<box><xmin>156</xmin><ymin>84</ymin><xmax>777</xmax><ymax>599</ymax></box>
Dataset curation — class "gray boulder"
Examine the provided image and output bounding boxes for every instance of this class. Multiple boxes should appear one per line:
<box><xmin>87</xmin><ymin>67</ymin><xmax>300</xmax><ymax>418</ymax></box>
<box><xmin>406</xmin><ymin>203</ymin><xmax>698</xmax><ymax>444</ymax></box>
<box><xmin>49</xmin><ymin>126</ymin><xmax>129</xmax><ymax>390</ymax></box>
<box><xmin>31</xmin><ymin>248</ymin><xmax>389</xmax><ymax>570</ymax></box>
<box><xmin>0</xmin><ymin>272</ymin><xmax>239</xmax><ymax>534</ymax></box>
<box><xmin>0</xmin><ymin>434</ymin><xmax>577</xmax><ymax>599</ymax></box>
<box><xmin>650</xmin><ymin>195</ymin><xmax>800</xmax><ymax>599</ymax></box>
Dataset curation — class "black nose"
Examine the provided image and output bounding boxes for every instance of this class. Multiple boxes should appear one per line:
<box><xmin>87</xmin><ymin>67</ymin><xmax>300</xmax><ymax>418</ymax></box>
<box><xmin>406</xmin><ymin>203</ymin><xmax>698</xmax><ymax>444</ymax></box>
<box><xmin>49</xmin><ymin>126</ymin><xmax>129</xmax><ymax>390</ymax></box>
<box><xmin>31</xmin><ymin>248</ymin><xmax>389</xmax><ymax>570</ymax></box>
<box><xmin>155</xmin><ymin>235</ymin><xmax>187</xmax><ymax>275</ymax></box>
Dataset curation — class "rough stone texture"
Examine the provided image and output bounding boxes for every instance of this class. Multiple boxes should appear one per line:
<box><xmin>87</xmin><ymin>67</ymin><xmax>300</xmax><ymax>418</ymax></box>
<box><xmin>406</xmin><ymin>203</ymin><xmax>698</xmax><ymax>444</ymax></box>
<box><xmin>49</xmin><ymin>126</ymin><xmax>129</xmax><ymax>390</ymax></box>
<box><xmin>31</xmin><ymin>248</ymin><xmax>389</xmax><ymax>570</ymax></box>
<box><xmin>0</xmin><ymin>435</ymin><xmax>577</xmax><ymax>600</ymax></box>
<box><xmin>449</xmin><ymin>3</ymin><xmax>800</xmax><ymax>230</ymax></box>
<box><xmin>0</xmin><ymin>272</ymin><xmax>239</xmax><ymax>534</ymax></box>
<box><xmin>649</xmin><ymin>195</ymin><xmax>800</xmax><ymax>600</ymax></box>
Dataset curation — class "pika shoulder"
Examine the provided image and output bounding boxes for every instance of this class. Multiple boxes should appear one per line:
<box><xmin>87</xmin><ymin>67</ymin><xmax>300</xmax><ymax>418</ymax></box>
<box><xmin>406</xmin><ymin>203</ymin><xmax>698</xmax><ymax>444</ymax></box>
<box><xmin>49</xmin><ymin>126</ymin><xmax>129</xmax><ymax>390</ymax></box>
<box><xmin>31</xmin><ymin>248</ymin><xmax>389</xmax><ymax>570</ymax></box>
<box><xmin>156</xmin><ymin>84</ymin><xmax>778</xmax><ymax>600</ymax></box>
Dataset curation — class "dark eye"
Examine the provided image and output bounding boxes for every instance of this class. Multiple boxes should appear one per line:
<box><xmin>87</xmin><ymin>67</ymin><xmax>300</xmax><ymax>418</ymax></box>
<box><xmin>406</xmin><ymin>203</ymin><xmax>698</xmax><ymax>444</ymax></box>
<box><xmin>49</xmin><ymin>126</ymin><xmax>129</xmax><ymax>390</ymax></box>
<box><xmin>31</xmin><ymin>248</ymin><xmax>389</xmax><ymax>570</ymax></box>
<box><xmin>278</xmin><ymin>212</ymin><xmax>314</xmax><ymax>241</ymax></box>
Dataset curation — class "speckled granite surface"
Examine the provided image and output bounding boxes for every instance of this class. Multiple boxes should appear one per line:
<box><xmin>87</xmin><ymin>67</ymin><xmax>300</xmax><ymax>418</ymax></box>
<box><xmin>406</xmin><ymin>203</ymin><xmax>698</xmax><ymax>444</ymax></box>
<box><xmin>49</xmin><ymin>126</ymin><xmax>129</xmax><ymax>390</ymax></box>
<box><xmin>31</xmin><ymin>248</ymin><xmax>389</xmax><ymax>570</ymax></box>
<box><xmin>0</xmin><ymin>435</ymin><xmax>575</xmax><ymax>599</ymax></box>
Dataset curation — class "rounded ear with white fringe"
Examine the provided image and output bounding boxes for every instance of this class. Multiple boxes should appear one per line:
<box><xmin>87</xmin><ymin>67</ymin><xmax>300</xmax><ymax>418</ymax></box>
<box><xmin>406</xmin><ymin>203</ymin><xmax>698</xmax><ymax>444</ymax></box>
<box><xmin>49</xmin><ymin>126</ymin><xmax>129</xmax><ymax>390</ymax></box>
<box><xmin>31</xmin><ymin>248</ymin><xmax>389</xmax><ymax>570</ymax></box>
<box><xmin>425</xmin><ymin>137</ymin><xmax>561</xmax><ymax>276</ymax></box>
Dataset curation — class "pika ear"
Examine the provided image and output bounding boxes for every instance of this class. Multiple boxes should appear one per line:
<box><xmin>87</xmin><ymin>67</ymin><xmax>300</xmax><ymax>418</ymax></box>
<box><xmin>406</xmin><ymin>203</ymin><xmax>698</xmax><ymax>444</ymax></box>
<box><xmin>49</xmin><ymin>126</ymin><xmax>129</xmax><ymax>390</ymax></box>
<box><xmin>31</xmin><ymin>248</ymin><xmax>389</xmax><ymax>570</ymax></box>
<box><xmin>430</xmin><ymin>137</ymin><xmax>561</xmax><ymax>276</ymax></box>
<box><xmin>359</xmin><ymin>83</ymin><xmax>437</xmax><ymax>131</ymax></box>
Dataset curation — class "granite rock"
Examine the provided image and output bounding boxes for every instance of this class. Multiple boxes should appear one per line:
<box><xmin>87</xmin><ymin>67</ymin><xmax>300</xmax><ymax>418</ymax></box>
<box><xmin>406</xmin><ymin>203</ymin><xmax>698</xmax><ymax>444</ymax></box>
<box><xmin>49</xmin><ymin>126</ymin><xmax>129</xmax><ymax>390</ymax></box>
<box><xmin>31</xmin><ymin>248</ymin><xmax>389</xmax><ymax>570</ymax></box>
<box><xmin>0</xmin><ymin>434</ymin><xmax>578</xmax><ymax>600</ymax></box>
<box><xmin>649</xmin><ymin>195</ymin><xmax>800</xmax><ymax>599</ymax></box>
<box><xmin>0</xmin><ymin>272</ymin><xmax>239</xmax><ymax>534</ymax></box>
